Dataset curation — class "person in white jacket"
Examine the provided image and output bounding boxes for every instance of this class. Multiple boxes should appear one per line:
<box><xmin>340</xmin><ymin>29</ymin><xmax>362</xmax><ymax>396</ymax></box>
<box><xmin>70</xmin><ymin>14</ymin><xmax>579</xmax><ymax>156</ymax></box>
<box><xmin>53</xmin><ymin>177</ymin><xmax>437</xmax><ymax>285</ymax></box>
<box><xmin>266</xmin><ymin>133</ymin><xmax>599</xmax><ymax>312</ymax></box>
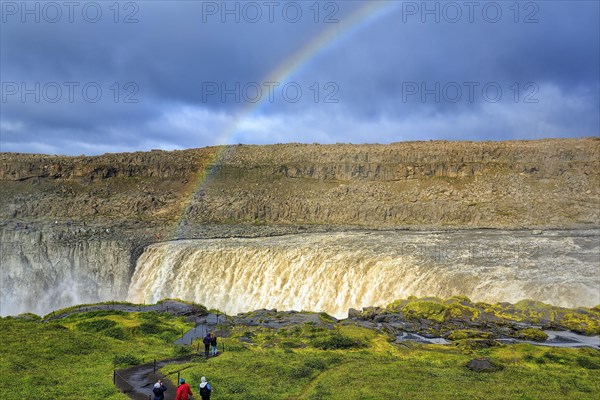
<box><xmin>198</xmin><ymin>376</ymin><xmax>212</xmax><ymax>399</ymax></box>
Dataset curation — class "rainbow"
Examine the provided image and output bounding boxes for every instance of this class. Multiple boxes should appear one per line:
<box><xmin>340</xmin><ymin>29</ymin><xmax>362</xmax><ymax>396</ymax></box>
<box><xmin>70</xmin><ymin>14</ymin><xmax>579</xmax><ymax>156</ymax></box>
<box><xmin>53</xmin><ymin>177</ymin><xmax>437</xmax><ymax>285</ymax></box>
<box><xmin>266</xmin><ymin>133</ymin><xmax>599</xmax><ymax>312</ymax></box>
<box><xmin>172</xmin><ymin>0</ymin><xmax>401</xmax><ymax>237</ymax></box>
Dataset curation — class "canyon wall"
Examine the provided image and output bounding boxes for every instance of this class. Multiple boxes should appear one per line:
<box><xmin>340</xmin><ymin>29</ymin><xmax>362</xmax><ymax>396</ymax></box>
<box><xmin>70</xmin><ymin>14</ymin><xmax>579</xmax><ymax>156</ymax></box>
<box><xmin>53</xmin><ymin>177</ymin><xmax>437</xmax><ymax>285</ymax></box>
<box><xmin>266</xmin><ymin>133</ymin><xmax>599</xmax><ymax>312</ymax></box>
<box><xmin>1</xmin><ymin>138</ymin><xmax>598</xmax><ymax>228</ymax></box>
<box><xmin>1</xmin><ymin>139</ymin><xmax>598</xmax><ymax>315</ymax></box>
<box><xmin>0</xmin><ymin>227</ymin><xmax>134</xmax><ymax>315</ymax></box>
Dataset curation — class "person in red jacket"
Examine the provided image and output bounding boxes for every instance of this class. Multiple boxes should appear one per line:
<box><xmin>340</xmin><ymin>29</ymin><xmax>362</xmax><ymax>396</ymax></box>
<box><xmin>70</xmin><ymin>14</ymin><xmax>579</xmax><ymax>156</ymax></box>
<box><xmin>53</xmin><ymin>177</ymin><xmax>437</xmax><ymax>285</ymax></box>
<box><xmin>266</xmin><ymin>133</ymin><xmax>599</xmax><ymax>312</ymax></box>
<box><xmin>175</xmin><ymin>378</ymin><xmax>193</xmax><ymax>400</ymax></box>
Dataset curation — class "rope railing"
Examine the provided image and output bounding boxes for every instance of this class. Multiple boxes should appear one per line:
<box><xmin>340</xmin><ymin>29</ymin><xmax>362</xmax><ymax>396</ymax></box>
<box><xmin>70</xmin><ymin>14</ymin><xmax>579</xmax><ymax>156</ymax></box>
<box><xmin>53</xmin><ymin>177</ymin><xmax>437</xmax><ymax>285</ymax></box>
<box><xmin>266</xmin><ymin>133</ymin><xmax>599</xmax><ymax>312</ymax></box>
<box><xmin>113</xmin><ymin>326</ymin><xmax>224</xmax><ymax>397</ymax></box>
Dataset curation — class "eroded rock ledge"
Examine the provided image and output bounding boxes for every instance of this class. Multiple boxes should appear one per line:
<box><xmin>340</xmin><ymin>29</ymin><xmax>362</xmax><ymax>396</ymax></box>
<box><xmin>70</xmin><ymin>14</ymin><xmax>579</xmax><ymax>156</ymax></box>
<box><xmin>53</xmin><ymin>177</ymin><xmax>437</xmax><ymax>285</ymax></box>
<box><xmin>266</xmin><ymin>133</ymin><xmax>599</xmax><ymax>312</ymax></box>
<box><xmin>1</xmin><ymin>138</ymin><xmax>598</xmax><ymax>229</ymax></box>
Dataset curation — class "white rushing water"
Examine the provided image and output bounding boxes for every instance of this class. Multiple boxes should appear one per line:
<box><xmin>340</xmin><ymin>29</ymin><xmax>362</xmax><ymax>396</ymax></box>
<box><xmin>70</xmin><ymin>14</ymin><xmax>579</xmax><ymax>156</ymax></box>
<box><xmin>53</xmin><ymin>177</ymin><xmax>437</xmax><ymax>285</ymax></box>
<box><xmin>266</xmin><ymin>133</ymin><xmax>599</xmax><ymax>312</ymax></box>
<box><xmin>127</xmin><ymin>231</ymin><xmax>600</xmax><ymax>318</ymax></box>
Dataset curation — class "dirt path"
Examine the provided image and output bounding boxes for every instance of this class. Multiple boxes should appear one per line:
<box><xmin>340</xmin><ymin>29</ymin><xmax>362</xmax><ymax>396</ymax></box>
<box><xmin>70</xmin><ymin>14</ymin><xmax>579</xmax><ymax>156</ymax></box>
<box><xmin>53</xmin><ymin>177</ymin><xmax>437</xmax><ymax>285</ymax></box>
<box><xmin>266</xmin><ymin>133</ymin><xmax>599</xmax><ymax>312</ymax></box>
<box><xmin>115</xmin><ymin>355</ymin><xmax>196</xmax><ymax>400</ymax></box>
<box><xmin>114</xmin><ymin>313</ymin><xmax>222</xmax><ymax>399</ymax></box>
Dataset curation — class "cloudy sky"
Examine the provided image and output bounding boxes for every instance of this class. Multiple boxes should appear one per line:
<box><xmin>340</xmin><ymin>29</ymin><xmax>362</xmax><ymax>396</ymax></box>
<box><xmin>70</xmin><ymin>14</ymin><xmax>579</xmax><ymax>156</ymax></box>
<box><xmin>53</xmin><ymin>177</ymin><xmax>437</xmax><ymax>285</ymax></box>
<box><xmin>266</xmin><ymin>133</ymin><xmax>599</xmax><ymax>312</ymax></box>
<box><xmin>1</xmin><ymin>0</ymin><xmax>598</xmax><ymax>155</ymax></box>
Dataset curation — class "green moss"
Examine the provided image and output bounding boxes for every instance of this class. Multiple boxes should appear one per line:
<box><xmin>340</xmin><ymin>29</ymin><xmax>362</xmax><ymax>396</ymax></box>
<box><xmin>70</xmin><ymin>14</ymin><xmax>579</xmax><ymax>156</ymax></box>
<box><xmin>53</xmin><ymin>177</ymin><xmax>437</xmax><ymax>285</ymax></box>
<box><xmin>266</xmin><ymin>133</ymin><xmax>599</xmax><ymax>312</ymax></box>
<box><xmin>561</xmin><ymin>311</ymin><xmax>600</xmax><ymax>335</ymax></box>
<box><xmin>402</xmin><ymin>300</ymin><xmax>448</xmax><ymax>322</ymax></box>
<box><xmin>447</xmin><ymin>330</ymin><xmax>494</xmax><ymax>341</ymax></box>
<box><xmin>447</xmin><ymin>295</ymin><xmax>472</xmax><ymax>304</ymax></box>
<box><xmin>4</xmin><ymin>298</ymin><xmax>600</xmax><ymax>399</ymax></box>
<box><xmin>137</xmin><ymin>322</ymin><xmax>178</xmax><ymax>337</ymax></box>
<box><xmin>319</xmin><ymin>312</ymin><xmax>336</xmax><ymax>323</ymax></box>
<box><xmin>517</xmin><ymin>328</ymin><xmax>548</xmax><ymax>342</ymax></box>
<box><xmin>455</xmin><ymin>337</ymin><xmax>501</xmax><ymax>349</ymax></box>
<box><xmin>386</xmin><ymin>299</ymin><xmax>405</xmax><ymax>311</ymax></box>
<box><xmin>387</xmin><ymin>296</ymin><xmax>599</xmax><ymax>335</ymax></box>
<box><xmin>172</xmin><ymin>344</ymin><xmax>193</xmax><ymax>356</ymax></box>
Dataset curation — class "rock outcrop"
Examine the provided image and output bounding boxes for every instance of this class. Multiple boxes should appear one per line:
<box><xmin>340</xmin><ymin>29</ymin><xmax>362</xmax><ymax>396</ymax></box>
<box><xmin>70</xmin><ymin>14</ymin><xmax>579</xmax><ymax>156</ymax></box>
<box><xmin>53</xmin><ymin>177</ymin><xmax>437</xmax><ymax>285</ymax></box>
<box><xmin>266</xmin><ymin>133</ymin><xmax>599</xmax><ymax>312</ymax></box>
<box><xmin>348</xmin><ymin>296</ymin><xmax>600</xmax><ymax>338</ymax></box>
<box><xmin>1</xmin><ymin>138</ymin><xmax>598</xmax><ymax>229</ymax></box>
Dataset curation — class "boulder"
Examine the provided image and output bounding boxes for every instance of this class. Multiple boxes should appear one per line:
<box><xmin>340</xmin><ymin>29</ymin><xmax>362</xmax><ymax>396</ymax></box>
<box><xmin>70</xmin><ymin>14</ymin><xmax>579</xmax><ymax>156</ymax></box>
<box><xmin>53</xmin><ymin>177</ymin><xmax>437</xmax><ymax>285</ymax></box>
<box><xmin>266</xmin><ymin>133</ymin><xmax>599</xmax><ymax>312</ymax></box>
<box><xmin>466</xmin><ymin>358</ymin><xmax>503</xmax><ymax>372</ymax></box>
<box><xmin>374</xmin><ymin>314</ymin><xmax>387</xmax><ymax>323</ymax></box>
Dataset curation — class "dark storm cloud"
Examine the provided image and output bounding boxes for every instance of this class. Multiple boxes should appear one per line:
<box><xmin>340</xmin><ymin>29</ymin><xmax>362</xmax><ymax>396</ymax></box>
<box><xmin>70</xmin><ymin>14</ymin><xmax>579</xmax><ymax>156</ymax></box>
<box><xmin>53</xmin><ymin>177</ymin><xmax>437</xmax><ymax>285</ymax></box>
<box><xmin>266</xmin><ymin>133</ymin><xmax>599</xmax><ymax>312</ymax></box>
<box><xmin>0</xmin><ymin>0</ymin><xmax>598</xmax><ymax>155</ymax></box>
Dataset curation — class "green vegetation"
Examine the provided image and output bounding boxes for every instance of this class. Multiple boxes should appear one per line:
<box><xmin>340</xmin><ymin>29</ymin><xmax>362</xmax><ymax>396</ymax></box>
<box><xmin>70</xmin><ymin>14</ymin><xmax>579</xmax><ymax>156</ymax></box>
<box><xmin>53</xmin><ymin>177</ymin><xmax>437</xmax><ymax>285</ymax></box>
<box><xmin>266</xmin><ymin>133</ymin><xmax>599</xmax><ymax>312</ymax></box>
<box><xmin>0</xmin><ymin>311</ymin><xmax>193</xmax><ymax>399</ymax></box>
<box><xmin>44</xmin><ymin>301</ymin><xmax>137</xmax><ymax>318</ymax></box>
<box><xmin>384</xmin><ymin>296</ymin><xmax>600</xmax><ymax>336</ymax></box>
<box><xmin>402</xmin><ymin>299</ymin><xmax>449</xmax><ymax>322</ymax></box>
<box><xmin>318</xmin><ymin>312</ymin><xmax>337</xmax><ymax>323</ymax></box>
<box><xmin>518</xmin><ymin>328</ymin><xmax>550</xmax><ymax>342</ymax></box>
<box><xmin>164</xmin><ymin>324</ymin><xmax>600</xmax><ymax>400</ymax></box>
<box><xmin>2</xmin><ymin>299</ymin><xmax>599</xmax><ymax>399</ymax></box>
<box><xmin>447</xmin><ymin>329</ymin><xmax>495</xmax><ymax>341</ymax></box>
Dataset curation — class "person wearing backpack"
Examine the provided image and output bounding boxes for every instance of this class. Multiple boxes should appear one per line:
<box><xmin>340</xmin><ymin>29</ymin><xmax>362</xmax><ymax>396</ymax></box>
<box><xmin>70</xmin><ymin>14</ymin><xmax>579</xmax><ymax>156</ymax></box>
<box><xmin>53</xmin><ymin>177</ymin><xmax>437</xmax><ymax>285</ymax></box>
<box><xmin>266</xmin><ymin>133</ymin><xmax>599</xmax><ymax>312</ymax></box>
<box><xmin>152</xmin><ymin>378</ymin><xmax>167</xmax><ymax>400</ymax></box>
<box><xmin>198</xmin><ymin>376</ymin><xmax>212</xmax><ymax>400</ymax></box>
<box><xmin>203</xmin><ymin>333</ymin><xmax>211</xmax><ymax>357</ymax></box>
<box><xmin>210</xmin><ymin>332</ymin><xmax>218</xmax><ymax>356</ymax></box>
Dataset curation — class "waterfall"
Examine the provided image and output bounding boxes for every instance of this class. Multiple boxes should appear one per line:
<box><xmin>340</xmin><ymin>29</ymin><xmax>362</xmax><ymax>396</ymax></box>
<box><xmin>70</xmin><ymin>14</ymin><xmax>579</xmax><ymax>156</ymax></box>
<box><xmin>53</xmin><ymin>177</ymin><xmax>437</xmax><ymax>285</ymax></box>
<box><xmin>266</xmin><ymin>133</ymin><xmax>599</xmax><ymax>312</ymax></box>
<box><xmin>127</xmin><ymin>231</ymin><xmax>600</xmax><ymax>318</ymax></box>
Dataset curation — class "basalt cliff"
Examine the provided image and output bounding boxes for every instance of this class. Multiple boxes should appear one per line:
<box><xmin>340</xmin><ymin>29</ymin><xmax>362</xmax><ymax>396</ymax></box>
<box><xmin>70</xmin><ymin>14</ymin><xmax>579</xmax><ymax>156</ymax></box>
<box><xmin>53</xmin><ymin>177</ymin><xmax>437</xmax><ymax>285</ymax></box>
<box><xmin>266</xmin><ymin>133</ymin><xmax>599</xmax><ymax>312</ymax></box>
<box><xmin>1</xmin><ymin>138</ymin><xmax>599</xmax><ymax>316</ymax></box>
<box><xmin>2</xmin><ymin>139</ymin><xmax>598</xmax><ymax>228</ymax></box>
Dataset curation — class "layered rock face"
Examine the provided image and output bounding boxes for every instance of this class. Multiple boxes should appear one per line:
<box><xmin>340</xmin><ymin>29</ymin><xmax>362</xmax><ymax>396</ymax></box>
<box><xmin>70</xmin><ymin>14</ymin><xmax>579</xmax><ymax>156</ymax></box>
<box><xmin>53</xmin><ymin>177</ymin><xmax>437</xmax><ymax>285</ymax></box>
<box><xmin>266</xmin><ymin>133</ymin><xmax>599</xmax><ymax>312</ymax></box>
<box><xmin>3</xmin><ymin>139</ymin><xmax>597</xmax><ymax>228</ymax></box>
<box><xmin>185</xmin><ymin>139</ymin><xmax>599</xmax><ymax>228</ymax></box>
<box><xmin>1</xmin><ymin>138</ymin><xmax>598</xmax><ymax>315</ymax></box>
<box><xmin>0</xmin><ymin>148</ymin><xmax>216</xmax><ymax>223</ymax></box>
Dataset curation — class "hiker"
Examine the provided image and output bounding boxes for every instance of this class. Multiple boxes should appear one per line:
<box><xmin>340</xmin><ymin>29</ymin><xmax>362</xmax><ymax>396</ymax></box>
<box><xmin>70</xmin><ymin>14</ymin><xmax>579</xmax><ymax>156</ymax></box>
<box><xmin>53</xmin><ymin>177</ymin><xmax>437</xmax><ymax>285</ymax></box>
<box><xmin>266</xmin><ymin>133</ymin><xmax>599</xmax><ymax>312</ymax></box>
<box><xmin>203</xmin><ymin>332</ymin><xmax>211</xmax><ymax>357</ymax></box>
<box><xmin>210</xmin><ymin>332</ymin><xmax>218</xmax><ymax>356</ymax></box>
<box><xmin>175</xmin><ymin>378</ymin><xmax>193</xmax><ymax>400</ymax></box>
<box><xmin>152</xmin><ymin>379</ymin><xmax>167</xmax><ymax>400</ymax></box>
<box><xmin>198</xmin><ymin>376</ymin><xmax>212</xmax><ymax>400</ymax></box>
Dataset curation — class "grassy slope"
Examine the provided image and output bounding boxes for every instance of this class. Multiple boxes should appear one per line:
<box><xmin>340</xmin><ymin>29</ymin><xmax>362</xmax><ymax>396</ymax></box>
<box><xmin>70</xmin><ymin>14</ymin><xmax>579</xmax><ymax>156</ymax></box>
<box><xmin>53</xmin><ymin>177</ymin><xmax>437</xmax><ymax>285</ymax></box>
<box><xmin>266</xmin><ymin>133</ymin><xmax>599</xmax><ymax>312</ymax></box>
<box><xmin>163</xmin><ymin>324</ymin><xmax>600</xmax><ymax>400</ymax></box>
<box><xmin>0</xmin><ymin>311</ymin><xmax>193</xmax><ymax>400</ymax></box>
<box><xmin>1</xmin><ymin>305</ymin><xmax>599</xmax><ymax>399</ymax></box>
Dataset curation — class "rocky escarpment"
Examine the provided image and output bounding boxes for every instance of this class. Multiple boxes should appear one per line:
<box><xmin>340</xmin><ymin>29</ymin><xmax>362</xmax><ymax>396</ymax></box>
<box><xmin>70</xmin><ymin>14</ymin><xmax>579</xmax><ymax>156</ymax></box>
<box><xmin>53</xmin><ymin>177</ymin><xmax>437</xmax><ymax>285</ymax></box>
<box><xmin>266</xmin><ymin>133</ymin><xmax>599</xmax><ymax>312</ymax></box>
<box><xmin>1</xmin><ymin>138</ymin><xmax>599</xmax><ymax>229</ymax></box>
<box><xmin>0</xmin><ymin>149</ymin><xmax>208</xmax><ymax>181</ymax></box>
<box><xmin>185</xmin><ymin>139</ymin><xmax>599</xmax><ymax>228</ymax></box>
<box><xmin>348</xmin><ymin>297</ymin><xmax>600</xmax><ymax>341</ymax></box>
<box><xmin>0</xmin><ymin>148</ymin><xmax>217</xmax><ymax>223</ymax></box>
